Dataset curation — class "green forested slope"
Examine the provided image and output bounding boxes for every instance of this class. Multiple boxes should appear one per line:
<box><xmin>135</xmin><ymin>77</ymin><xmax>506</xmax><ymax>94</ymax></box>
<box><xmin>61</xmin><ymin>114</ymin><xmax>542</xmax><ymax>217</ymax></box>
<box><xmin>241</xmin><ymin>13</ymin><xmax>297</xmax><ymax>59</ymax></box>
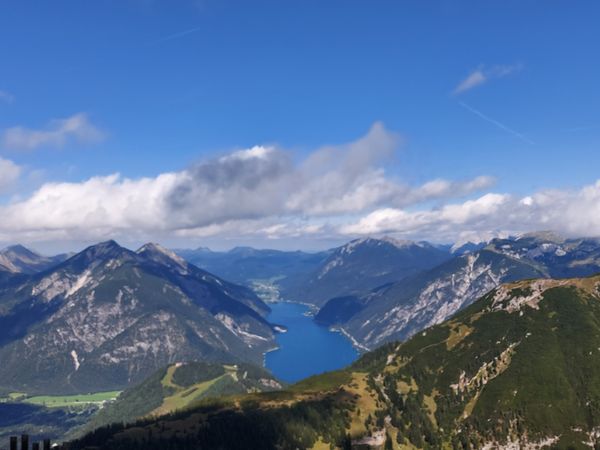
<box><xmin>80</xmin><ymin>361</ymin><xmax>282</xmax><ymax>435</ymax></box>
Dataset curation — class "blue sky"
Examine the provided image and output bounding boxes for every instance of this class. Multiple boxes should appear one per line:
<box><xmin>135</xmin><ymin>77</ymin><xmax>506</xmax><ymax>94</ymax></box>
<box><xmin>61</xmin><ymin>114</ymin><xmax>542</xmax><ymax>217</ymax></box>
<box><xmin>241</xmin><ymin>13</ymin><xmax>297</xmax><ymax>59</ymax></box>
<box><xmin>0</xmin><ymin>1</ymin><xmax>599</xmax><ymax>252</ymax></box>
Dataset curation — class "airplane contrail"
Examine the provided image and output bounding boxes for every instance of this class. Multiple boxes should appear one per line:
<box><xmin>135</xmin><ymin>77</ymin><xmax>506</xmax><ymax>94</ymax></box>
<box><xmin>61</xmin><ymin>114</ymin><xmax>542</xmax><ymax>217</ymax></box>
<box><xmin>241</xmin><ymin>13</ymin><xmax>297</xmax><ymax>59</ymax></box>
<box><xmin>459</xmin><ymin>101</ymin><xmax>535</xmax><ymax>145</ymax></box>
<box><xmin>152</xmin><ymin>26</ymin><xmax>204</xmax><ymax>44</ymax></box>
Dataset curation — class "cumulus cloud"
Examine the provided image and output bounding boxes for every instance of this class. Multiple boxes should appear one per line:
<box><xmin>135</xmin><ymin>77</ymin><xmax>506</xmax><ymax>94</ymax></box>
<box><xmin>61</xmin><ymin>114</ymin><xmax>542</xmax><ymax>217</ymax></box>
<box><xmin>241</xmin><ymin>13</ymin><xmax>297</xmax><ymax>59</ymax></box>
<box><xmin>0</xmin><ymin>173</ymin><xmax>179</xmax><ymax>239</ymax></box>
<box><xmin>340</xmin><ymin>182</ymin><xmax>600</xmax><ymax>242</ymax></box>
<box><xmin>453</xmin><ymin>64</ymin><xmax>522</xmax><ymax>95</ymax></box>
<box><xmin>1</xmin><ymin>113</ymin><xmax>105</xmax><ymax>151</ymax></box>
<box><xmin>0</xmin><ymin>123</ymin><xmax>494</xmax><ymax>243</ymax></box>
<box><xmin>6</xmin><ymin>121</ymin><xmax>596</xmax><ymax>246</ymax></box>
<box><xmin>1</xmin><ymin>130</ymin><xmax>600</xmax><ymax>244</ymax></box>
<box><xmin>0</xmin><ymin>158</ymin><xmax>21</xmax><ymax>193</ymax></box>
<box><xmin>165</xmin><ymin>123</ymin><xmax>491</xmax><ymax>228</ymax></box>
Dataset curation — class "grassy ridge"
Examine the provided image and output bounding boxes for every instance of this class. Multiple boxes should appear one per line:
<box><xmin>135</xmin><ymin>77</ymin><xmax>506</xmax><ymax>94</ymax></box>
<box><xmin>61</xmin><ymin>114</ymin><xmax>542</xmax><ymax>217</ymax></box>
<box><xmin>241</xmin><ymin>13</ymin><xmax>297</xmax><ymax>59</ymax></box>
<box><xmin>79</xmin><ymin>361</ymin><xmax>283</xmax><ymax>439</ymax></box>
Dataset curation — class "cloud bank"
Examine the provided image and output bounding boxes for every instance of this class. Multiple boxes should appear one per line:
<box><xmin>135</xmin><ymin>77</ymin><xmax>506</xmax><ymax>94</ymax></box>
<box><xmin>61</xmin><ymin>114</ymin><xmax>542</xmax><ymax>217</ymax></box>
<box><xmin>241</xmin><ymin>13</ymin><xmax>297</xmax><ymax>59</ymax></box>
<box><xmin>0</xmin><ymin>123</ymin><xmax>493</xmax><ymax>243</ymax></box>
<box><xmin>0</xmin><ymin>122</ymin><xmax>598</xmax><ymax>246</ymax></box>
<box><xmin>341</xmin><ymin>184</ymin><xmax>600</xmax><ymax>242</ymax></box>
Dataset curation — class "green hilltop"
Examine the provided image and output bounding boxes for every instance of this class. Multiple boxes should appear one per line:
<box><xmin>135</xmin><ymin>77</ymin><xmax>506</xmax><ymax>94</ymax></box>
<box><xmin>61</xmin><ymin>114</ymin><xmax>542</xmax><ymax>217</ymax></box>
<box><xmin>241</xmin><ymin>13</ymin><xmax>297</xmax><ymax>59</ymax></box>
<box><xmin>78</xmin><ymin>361</ymin><xmax>283</xmax><ymax>436</ymax></box>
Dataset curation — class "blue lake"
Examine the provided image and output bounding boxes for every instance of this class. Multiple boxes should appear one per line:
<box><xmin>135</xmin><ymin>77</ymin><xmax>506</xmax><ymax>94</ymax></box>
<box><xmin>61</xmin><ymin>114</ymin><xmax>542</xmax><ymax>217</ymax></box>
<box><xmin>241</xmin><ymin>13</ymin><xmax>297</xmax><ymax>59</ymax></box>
<box><xmin>264</xmin><ymin>302</ymin><xmax>359</xmax><ymax>383</ymax></box>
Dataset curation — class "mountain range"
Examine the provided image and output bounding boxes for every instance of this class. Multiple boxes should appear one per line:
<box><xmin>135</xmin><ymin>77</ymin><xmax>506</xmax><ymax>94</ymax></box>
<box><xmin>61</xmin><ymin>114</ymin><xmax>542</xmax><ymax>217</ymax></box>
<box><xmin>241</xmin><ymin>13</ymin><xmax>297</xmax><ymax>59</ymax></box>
<box><xmin>4</xmin><ymin>232</ymin><xmax>600</xmax><ymax>448</ymax></box>
<box><xmin>65</xmin><ymin>273</ymin><xmax>600</xmax><ymax>449</ymax></box>
<box><xmin>284</xmin><ymin>237</ymin><xmax>452</xmax><ymax>306</ymax></box>
<box><xmin>176</xmin><ymin>246</ymin><xmax>329</xmax><ymax>300</ymax></box>
<box><xmin>0</xmin><ymin>241</ymin><xmax>277</xmax><ymax>395</ymax></box>
<box><xmin>314</xmin><ymin>233</ymin><xmax>600</xmax><ymax>349</ymax></box>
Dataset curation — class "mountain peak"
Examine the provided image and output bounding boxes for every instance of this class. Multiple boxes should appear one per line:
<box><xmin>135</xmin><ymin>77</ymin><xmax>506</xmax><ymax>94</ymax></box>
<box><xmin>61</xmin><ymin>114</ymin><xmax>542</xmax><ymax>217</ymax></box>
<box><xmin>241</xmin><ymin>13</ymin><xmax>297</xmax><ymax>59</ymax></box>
<box><xmin>2</xmin><ymin>244</ymin><xmax>39</xmax><ymax>257</ymax></box>
<box><xmin>87</xmin><ymin>240</ymin><xmax>123</xmax><ymax>254</ymax></box>
<box><xmin>380</xmin><ymin>235</ymin><xmax>420</xmax><ymax>247</ymax></box>
<box><xmin>340</xmin><ymin>236</ymin><xmax>424</xmax><ymax>255</ymax></box>
<box><xmin>0</xmin><ymin>244</ymin><xmax>59</xmax><ymax>274</ymax></box>
<box><xmin>137</xmin><ymin>242</ymin><xmax>189</xmax><ymax>272</ymax></box>
<box><xmin>71</xmin><ymin>240</ymin><xmax>131</xmax><ymax>266</ymax></box>
<box><xmin>228</xmin><ymin>246</ymin><xmax>258</xmax><ymax>256</ymax></box>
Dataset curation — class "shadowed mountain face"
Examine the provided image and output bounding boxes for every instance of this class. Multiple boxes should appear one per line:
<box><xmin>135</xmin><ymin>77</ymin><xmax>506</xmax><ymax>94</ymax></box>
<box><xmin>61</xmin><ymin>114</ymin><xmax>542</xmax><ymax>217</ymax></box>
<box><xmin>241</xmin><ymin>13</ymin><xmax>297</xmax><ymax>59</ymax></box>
<box><xmin>0</xmin><ymin>241</ymin><xmax>276</xmax><ymax>395</ymax></box>
<box><xmin>284</xmin><ymin>237</ymin><xmax>452</xmax><ymax>306</ymax></box>
<box><xmin>66</xmin><ymin>275</ymin><xmax>600</xmax><ymax>450</ymax></box>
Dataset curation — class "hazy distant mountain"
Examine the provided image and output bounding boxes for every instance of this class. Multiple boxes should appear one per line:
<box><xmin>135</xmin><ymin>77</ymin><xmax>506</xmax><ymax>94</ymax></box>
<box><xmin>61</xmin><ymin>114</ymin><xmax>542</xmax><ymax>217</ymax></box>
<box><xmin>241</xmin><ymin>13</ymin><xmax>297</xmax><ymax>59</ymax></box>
<box><xmin>68</xmin><ymin>274</ymin><xmax>600</xmax><ymax>449</ymax></box>
<box><xmin>176</xmin><ymin>246</ymin><xmax>330</xmax><ymax>300</ymax></box>
<box><xmin>0</xmin><ymin>241</ymin><xmax>277</xmax><ymax>395</ymax></box>
<box><xmin>177</xmin><ymin>246</ymin><xmax>329</xmax><ymax>284</ymax></box>
<box><xmin>0</xmin><ymin>244</ymin><xmax>69</xmax><ymax>274</ymax></box>
<box><xmin>286</xmin><ymin>237</ymin><xmax>452</xmax><ymax>306</ymax></box>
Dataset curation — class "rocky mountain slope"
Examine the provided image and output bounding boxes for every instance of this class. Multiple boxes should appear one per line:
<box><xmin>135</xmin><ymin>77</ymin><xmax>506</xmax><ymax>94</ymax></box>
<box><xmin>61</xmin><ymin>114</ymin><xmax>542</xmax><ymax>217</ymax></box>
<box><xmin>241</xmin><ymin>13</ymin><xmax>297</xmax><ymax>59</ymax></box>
<box><xmin>286</xmin><ymin>237</ymin><xmax>452</xmax><ymax>306</ymax></box>
<box><xmin>317</xmin><ymin>233</ymin><xmax>600</xmax><ymax>349</ymax></box>
<box><xmin>0</xmin><ymin>241</ymin><xmax>277</xmax><ymax>395</ymax></box>
<box><xmin>67</xmin><ymin>274</ymin><xmax>600</xmax><ymax>449</ymax></box>
<box><xmin>317</xmin><ymin>249</ymin><xmax>545</xmax><ymax>349</ymax></box>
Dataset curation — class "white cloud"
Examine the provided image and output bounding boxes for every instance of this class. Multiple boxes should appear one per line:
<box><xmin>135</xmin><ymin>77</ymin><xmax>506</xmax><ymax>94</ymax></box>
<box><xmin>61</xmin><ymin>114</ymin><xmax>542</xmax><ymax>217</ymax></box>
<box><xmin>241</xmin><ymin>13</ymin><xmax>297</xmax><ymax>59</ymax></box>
<box><xmin>0</xmin><ymin>123</ymin><xmax>494</xmax><ymax>243</ymax></box>
<box><xmin>453</xmin><ymin>64</ymin><xmax>522</xmax><ymax>95</ymax></box>
<box><xmin>340</xmin><ymin>182</ymin><xmax>600</xmax><ymax>242</ymax></box>
<box><xmin>0</xmin><ymin>158</ymin><xmax>21</xmax><ymax>193</ymax></box>
<box><xmin>1</xmin><ymin>134</ymin><xmax>599</xmax><ymax>245</ymax></box>
<box><xmin>0</xmin><ymin>90</ymin><xmax>14</xmax><ymax>104</ymax></box>
<box><xmin>1</xmin><ymin>113</ymin><xmax>105</xmax><ymax>151</ymax></box>
<box><xmin>453</xmin><ymin>70</ymin><xmax>487</xmax><ymax>95</ymax></box>
<box><xmin>6</xmin><ymin>121</ymin><xmax>596</xmax><ymax>246</ymax></box>
<box><xmin>0</xmin><ymin>173</ymin><xmax>179</xmax><ymax>238</ymax></box>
